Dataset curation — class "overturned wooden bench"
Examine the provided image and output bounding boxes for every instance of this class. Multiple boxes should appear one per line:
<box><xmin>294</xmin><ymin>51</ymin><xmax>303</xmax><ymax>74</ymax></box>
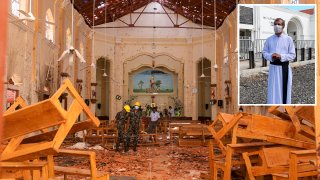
<box><xmin>243</xmin><ymin>147</ymin><xmax>317</xmax><ymax>180</ymax></box>
<box><xmin>178</xmin><ymin>124</ymin><xmax>212</xmax><ymax>146</ymax></box>
<box><xmin>1</xmin><ymin>78</ymin><xmax>105</xmax><ymax>179</ymax></box>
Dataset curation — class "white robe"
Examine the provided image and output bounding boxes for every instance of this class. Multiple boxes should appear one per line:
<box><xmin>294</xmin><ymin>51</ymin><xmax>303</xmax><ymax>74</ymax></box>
<box><xmin>262</xmin><ymin>34</ymin><xmax>296</xmax><ymax>104</ymax></box>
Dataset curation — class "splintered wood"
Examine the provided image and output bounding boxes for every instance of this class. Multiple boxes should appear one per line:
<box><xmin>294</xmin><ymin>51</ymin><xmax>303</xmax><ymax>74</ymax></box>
<box><xmin>0</xmin><ymin>78</ymin><xmax>109</xmax><ymax>180</ymax></box>
<box><xmin>208</xmin><ymin>106</ymin><xmax>317</xmax><ymax>180</ymax></box>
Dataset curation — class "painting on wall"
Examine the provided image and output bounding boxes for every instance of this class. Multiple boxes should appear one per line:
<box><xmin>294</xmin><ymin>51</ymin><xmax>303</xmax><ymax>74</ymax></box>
<box><xmin>133</xmin><ymin>70</ymin><xmax>174</xmax><ymax>93</ymax></box>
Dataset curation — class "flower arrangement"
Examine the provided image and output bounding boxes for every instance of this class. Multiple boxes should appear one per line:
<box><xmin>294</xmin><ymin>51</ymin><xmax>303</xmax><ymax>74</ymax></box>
<box><xmin>169</xmin><ymin>96</ymin><xmax>183</xmax><ymax>116</ymax></box>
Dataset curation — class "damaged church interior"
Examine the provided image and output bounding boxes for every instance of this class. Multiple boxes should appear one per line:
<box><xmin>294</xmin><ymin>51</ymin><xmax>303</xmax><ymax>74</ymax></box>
<box><xmin>0</xmin><ymin>0</ymin><xmax>319</xmax><ymax>179</ymax></box>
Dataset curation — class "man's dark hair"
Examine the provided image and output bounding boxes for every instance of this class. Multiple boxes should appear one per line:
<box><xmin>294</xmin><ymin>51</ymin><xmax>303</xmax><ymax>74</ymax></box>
<box><xmin>274</xmin><ymin>18</ymin><xmax>285</xmax><ymax>28</ymax></box>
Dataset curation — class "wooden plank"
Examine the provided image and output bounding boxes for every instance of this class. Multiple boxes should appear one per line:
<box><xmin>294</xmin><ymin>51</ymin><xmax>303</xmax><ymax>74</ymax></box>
<box><xmin>54</xmin><ymin>166</ymin><xmax>92</xmax><ymax>176</ymax></box>
<box><xmin>47</xmin><ymin>155</ymin><xmax>55</xmax><ymax>179</ymax></box>
<box><xmin>250</xmin><ymin>115</ymin><xmax>293</xmax><ymax>138</ymax></box>
<box><xmin>22</xmin><ymin>120</ymin><xmax>95</xmax><ymax>143</ymax></box>
<box><xmin>1</xmin><ymin>142</ymin><xmax>54</xmax><ymax>161</ymax></box>
<box><xmin>53</xmin><ymin>100</ymin><xmax>83</xmax><ymax>149</ymax></box>
<box><xmin>4</xmin><ymin>96</ymin><xmax>28</xmax><ymax>115</ymax></box>
<box><xmin>266</xmin><ymin>136</ymin><xmax>315</xmax><ymax>149</ymax></box>
<box><xmin>63</xmin><ymin>79</ymin><xmax>100</xmax><ymax>127</ymax></box>
<box><xmin>3</xmin><ymin>100</ymin><xmax>65</xmax><ymax>140</ymax></box>
<box><xmin>0</xmin><ymin>162</ymin><xmax>47</xmax><ymax>169</ymax></box>
<box><xmin>295</xmin><ymin>106</ymin><xmax>314</xmax><ymax>124</ymax></box>
<box><xmin>218</xmin><ymin>113</ymin><xmax>234</xmax><ymax>124</ymax></box>
<box><xmin>285</xmin><ymin>106</ymin><xmax>301</xmax><ymax>132</ymax></box>
<box><xmin>263</xmin><ymin>147</ymin><xmax>299</xmax><ymax>167</ymax></box>
<box><xmin>268</xmin><ymin>106</ymin><xmax>290</xmax><ymax>120</ymax></box>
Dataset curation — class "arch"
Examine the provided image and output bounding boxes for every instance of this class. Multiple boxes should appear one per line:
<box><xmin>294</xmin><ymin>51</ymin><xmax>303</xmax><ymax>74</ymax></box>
<box><xmin>66</xmin><ymin>28</ymin><xmax>72</xmax><ymax>48</ymax></box>
<box><xmin>287</xmin><ymin>16</ymin><xmax>303</xmax><ymax>41</ymax></box>
<box><xmin>125</xmin><ymin>52</ymin><xmax>183</xmax><ymax>64</ymax></box>
<box><xmin>45</xmin><ymin>8</ymin><xmax>55</xmax><ymax>42</ymax></box>
<box><xmin>96</xmin><ymin>56</ymin><xmax>111</xmax><ymax>117</ymax></box>
<box><xmin>197</xmin><ymin>58</ymin><xmax>211</xmax><ymax>119</ymax></box>
<box><xmin>125</xmin><ymin>53</ymin><xmax>183</xmax><ymax>74</ymax></box>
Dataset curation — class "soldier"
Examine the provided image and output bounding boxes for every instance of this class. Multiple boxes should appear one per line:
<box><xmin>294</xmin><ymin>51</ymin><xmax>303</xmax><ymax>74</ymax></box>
<box><xmin>125</xmin><ymin>101</ymin><xmax>142</xmax><ymax>152</ymax></box>
<box><xmin>115</xmin><ymin>105</ymin><xmax>131</xmax><ymax>152</ymax></box>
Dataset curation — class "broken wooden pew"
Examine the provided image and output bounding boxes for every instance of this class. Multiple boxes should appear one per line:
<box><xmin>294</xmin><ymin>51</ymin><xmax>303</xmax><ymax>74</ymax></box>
<box><xmin>233</xmin><ymin>114</ymin><xmax>315</xmax><ymax>150</ymax></box>
<box><xmin>50</xmin><ymin>149</ymin><xmax>109</xmax><ymax>180</ymax></box>
<box><xmin>242</xmin><ymin>147</ymin><xmax>317</xmax><ymax>180</ymax></box>
<box><xmin>212</xmin><ymin>142</ymin><xmax>275</xmax><ymax>180</ymax></box>
<box><xmin>169</xmin><ymin>120</ymin><xmax>201</xmax><ymax>142</ymax></box>
<box><xmin>178</xmin><ymin>124</ymin><xmax>212</xmax><ymax>146</ymax></box>
<box><xmin>0</xmin><ymin>161</ymin><xmax>48</xmax><ymax>179</ymax></box>
<box><xmin>0</xmin><ymin>78</ymin><xmax>104</xmax><ymax>179</ymax></box>
<box><xmin>1</xmin><ymin>78</ymin><xmax>100</xmax><ymax>162</ymax></box>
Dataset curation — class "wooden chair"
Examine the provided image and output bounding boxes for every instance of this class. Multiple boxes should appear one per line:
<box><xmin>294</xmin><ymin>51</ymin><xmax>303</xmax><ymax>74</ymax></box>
<box><xmin>242</xmin><ymin>147</ymin><xmax>316</xmax><ymax>180</ymax></box>
<box><xmin>272</xmin><ymin>150</ymin><xmax>317</xmax><ymax>179</ymax></box>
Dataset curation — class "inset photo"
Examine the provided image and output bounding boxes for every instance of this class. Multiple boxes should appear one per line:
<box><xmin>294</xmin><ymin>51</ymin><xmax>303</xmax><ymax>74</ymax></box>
<box><xmin>238</xmin><ymin>4</ymin><xmax>316</xmax><ymax>105</ymax></box>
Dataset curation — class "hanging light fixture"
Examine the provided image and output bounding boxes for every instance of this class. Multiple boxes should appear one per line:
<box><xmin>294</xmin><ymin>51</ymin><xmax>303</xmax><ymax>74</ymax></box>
<box><xmin>102</xmin><ymin>0</ymin><xmax>108</xmax><ymax>78</ymax></box>
<box><xmin>213</xmin><ymin>0</ymin><xmax>218</xmax><ymax>69</ymax></box>
<box><xmin>90</xmin><ymin>0</ymin><xmax>96</xmax><ymax>68</ymax></box>
<box><xmin>200</xmin><ymin>0</ymin><xmax>205</xmax><ymax>78</ymax></box>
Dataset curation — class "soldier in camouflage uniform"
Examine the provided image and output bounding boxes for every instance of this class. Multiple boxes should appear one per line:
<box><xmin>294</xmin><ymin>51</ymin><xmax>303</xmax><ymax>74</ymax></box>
<box><xmin>115</xmin><ymin>105</ymin><xmax>130</xmax><ymax>152</ymax></box>
<box><xmin>125</xmin><ymin>102</ymin><xmax>142</xmax><ymax>152</ymax></box>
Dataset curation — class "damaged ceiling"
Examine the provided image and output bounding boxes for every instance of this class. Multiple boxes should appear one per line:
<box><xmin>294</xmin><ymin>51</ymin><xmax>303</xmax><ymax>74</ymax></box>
<box><xmin>73</xmin><ymin>0</ymin><xmax>238</xmax><ymax>29</ymax></box>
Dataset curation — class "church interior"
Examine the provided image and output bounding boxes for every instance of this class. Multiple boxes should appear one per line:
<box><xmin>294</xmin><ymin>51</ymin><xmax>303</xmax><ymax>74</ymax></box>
<box><xmin>0</xmin><ymin>0</ymin><xmax>319</xmax><ymax>179</ymax></box>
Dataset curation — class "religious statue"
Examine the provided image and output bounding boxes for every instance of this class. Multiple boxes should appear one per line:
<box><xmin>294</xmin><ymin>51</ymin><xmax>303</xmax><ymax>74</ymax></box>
<box><xmin>150</xmin><ymin>76</ymin><xmax>156</xmax><ymax>90</ymax></box>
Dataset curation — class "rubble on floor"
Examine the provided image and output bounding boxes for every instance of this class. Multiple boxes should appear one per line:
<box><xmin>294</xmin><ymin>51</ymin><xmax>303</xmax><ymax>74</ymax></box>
<box><xmin>57</xmin><ymin>144</ymin><xmax>209</xmax><ymax>180</ymax></box>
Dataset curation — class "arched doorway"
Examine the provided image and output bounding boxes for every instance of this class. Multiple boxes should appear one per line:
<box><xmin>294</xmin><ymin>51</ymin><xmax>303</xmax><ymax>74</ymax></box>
<box><xmin>96</xmin><ymin>57</ymin><xmax>110</xmax><ymax>119</ymax></box>
<box><xmin>197</xmin><ymin>58</ymin><xmax>212</xmax><ymax>120</ymax></box>
<box><xmin>287</xmin><ymin>17</ymin><xmax>303</xmax><ymax>41</ymax></box>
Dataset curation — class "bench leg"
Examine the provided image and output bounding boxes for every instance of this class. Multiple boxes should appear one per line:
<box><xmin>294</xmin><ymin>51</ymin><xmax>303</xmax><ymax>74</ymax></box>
<box><xmin>33</xmin><ymin>169</ymin><xmax>41</xmax><ymax>180</ymax></box>
<box><xmin>22</xmin><ymin>170</ymin><xmax>32</xmax><ymax>180</ymax></box>
<box><xmin>47</xmin><ymin>155</ymin><xmax>55</xmax><ymax>179</ymax></box>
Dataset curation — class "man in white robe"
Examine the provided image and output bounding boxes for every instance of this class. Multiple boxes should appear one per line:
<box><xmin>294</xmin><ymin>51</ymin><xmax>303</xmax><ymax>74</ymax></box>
<box><xmin>263</xmin><ymin>18</ymin><xmax>296</xmax><ymax>104</ymax></box>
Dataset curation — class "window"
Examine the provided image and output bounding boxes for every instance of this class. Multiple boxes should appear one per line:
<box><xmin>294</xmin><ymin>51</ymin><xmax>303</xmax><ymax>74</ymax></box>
<box><xmin>11</xmin><ymin>0</ymin><xmax>20</xmax><ymax>17</ymax></box>
<box><xmin>45</xmin><ymin>9</ymin><xmax>54</xmax><ymax>42</ymax></box>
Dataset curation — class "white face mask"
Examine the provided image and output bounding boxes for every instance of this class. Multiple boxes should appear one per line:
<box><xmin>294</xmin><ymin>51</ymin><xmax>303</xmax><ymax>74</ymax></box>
<box><xmin>134</xmin><ymin>106</ymin><xmax>139</xmax><ymax>110</ymax></box>
<box><xmin>274</xmin><ymin>25</ymin><xmax>283</xmax><ymax>34</ymax></box>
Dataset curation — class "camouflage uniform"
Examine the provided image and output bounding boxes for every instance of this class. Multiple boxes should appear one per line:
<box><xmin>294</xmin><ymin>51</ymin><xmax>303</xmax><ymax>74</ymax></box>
<box><xmin>125</xmin><ymin>109</ymin><xmax>142</xmax><ymax>152</ymax></box>
<box><xmin>115</xmin><ymin>110</ymin><xmax>128</xmax><ymax>151</ymax></box>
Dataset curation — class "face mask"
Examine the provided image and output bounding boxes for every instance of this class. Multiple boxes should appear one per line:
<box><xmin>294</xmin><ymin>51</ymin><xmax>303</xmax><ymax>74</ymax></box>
<box><xmin>274</xmin><ymin>25</ymin><xmax>283</xmax><ymax>34</ymax></box>
<box><xmin>134</xmin><ymin>106</ymin><xmax>139</xmax><ymax>110</ymax></box>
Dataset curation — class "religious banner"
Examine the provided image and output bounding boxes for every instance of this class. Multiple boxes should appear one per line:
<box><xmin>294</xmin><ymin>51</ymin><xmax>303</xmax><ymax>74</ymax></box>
<box><xmin>133</xmin><ymin>70</ymin><xmax>173</xmax><ymax>93</ymax></box>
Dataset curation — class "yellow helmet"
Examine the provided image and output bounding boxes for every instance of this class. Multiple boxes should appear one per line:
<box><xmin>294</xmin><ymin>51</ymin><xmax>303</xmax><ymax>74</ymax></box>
<box><xmin>134</xmin><ymin>101</ymin><xmax>141</xmax><ymax>106</ymax></box>
<box><xmin>124</xmin><ymin>105</ymin><xmax>131</xmax><ymax>112</ymax></box>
